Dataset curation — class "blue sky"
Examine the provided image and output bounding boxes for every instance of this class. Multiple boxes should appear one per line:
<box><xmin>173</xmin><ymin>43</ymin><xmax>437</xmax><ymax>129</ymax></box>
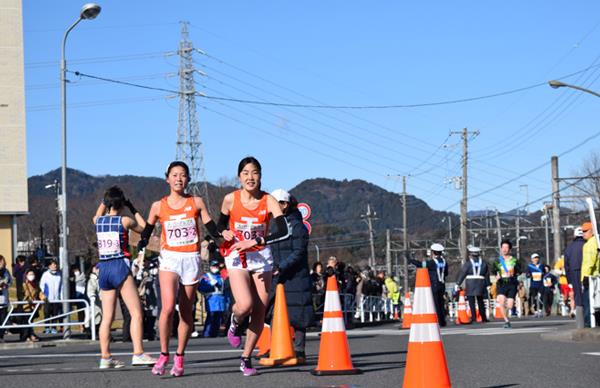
<box><xmin>22</xmin><ymin>1</ymin><xmax>600</xmax><ymax>213</ymax></box>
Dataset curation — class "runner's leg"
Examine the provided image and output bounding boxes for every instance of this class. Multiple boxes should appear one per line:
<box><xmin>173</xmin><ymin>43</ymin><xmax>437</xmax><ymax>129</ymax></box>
<box><xmin>242</xmin><ymin>271</ymin><xmax>272</xmax><ymax>358</ymax></box>
<box><xmin>99</xmin><ymin>289</ymin><xmax>117</xmax><ymax>359</ymax></box>
<box><xmin>176</xmin><ymin>284</ymin><xmax>196</xmax><ymax>355</ymax></box>
<box><xmin>158</xmin><ymin>271</ymin><xmax>179</xmax><ymax>353</ymax></box>
<box><xmin>119</xmin><ymin>275</ymin><xmax>145</xmax><ymax>355</ymax></box>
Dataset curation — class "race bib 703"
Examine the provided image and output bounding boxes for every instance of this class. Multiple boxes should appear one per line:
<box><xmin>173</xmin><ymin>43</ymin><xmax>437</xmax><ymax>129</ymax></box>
<box><xmin>164</xmin><ymin>218</ymin><xmax>198</xmax><ymax>247</ymax></box>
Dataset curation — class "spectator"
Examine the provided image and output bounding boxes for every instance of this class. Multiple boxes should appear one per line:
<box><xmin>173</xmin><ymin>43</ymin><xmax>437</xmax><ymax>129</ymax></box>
<box><xmin>20</xmin><ymin>268</ymin><xmax>43</xmax><ymax>342</ymax></box>
<box><xmin>0</xmin><ymin>254</ymin><xmax>12</xmax><ymax>343</ymax></box>
<box><xmin>71</xmin><ymin>265</ymin><xmax>87</xmax><ymax>331</ymax></box>
<box><xmin>384</xmin><ymin>274</ymin><xmax>400</xmax><ymax>319</ymax></box>
<box><xmin>354</xmin><ymin>270</ymin><xmax>367</xmax><ymax>320</ymax></box>
<box><xmin>542</xmin><ymin>265</ymin><xmax>558</xmax><ymax>317</ymax></box>
<box><xmin>517</xmin><ymin>281</ymin><xmax>527</xmax><ymax>317</ymax></box>
<box><xmin>134</xmin><ymin>257</ymin><xmax>160</xmax><ymax>341</ymax></box>
<box><xmin>310</xmin><ymin>262</ymin><xmax>325</xmax><ymax>321</ymax></box>
<box><xmin>12</xmin><ymin>255</ymin><xmax>27</xmax><ymax>300</ymax></box>
<box><xmin>580</xmin><ymin>221</ymin><xmax>599</xmax><ymax>328</ymax></box>
<box><xmin>198</xmin><ymin>259</ymin><xmax>226</xmax><ymax>338</ymax></box>
<box><xmin>39</xmin><ymin>259</ymin><xmax>62</xmax><ymax>334</ymax></box>
<box><xmin>86</xmin><ymin>264</ymin><xmax>101</xmax><ymax>339</ymax></box>
<box><xmin>269</xmin><ymin>190</ymin><xmax>316</xmax><ymax>362</ymax></box>
<box><xmin>28</xmin><ymin>256</ymin><xmax>43</xmax><ymax>281</ymax></box>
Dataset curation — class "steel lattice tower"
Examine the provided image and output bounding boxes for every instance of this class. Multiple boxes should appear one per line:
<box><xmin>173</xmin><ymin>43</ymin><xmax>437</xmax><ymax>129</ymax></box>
<box><xmin>176</xmin><ymin>21</ymin><xmax>209</xmax><ymax>205</ymax></box>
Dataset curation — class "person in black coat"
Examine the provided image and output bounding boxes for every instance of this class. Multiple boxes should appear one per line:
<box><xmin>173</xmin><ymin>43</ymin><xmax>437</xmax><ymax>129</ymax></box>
<box><xmin>564</xmin><ymin>227</ymin><xmax>585</xmax><ymax>326</ymax></box>
<box><xmin>409</xmin><ymin>243</ymin><xmax>448</xmax><ymax>326</ymax></box>
<box><xmin>456</xmin><ymin>246</ymin><xmax>490</xmax><ymax>323</ymax></box>
<box><xmin>268</xmin><ymin>189</ymin><xmax>315</xmax><ymax>362</ymax></box>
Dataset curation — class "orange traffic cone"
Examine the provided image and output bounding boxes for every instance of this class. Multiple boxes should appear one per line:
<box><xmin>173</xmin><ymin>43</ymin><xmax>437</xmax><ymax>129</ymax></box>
<box><xmin>403</xmin><ymin>268</ymin><xmax>451</xmax><ymax>388</ymax></box>
<box><xmin>475</xmin><ymin>307</ymin><xmax>482</xmax><ymax>322</ymax></box>
<box><xmin>259</xmin><ymin>284</ymin><xmax>298</xmax><ymax>366</ymax></box>
<box><xmin>311</xmin><ymin>275</ymin><xmax>361</xmax><ymax>376</ymax></box>
<box><xmin>256</xmin><ymin>323</ymin><xmax>271</xmax><ymax>357</ymax></box>
<box><xmin>402</xmin><ymin>293</ymin><xmax>412</xmax><ymax>329</ymax></box>
<box><xmin>494</xmin><ymin>300</ymin><xmax>504</xmax><ymax>320</ymax></box>
<box><xmin>455</xmin><ymin>291</ymin><xmax>470</xmax><ymax>324</ymax></box>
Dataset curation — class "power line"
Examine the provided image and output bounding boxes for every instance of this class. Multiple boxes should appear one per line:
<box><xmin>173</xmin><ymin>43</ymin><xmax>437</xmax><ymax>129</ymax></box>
<box><xmin>69</xmin><ymin>62</ymin><xmax>600</xmax><ymax>110</ymax></box>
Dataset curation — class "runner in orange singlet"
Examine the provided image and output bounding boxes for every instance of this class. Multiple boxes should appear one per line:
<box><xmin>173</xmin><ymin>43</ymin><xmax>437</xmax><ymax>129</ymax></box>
<box><xmin>217</xmin><ymin>156</ymin><xmax>290</xmax><ymax>376</ymax></box>
<box><xmin>137</xmin><ymin>161</ymin><xmax>219</xmax><ymax>377</ymax></box>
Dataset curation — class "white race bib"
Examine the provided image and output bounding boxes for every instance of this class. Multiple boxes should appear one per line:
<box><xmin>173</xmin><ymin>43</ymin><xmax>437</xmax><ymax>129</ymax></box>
<box><xmin>164</xmin><ymin>218</ymin><xmax>198</xmax><ymax>247</ymax></box>
<box><xmin>532</xmin><ymin>272</ymin><xmax>542</xmax><ymax>282</ymax></box>
<box><xmin>234</xmin><ymin>221</ymin><xmax>266</xmax><ymax>241</ymax></box>
<box><xmin>97</xmin><ymin>231</ymin><xmax>121</xmax><ymax>256</ymax></box>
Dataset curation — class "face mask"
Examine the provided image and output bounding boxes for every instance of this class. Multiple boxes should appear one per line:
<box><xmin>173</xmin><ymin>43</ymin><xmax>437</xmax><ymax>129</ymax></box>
<box><xmin>50</xmin><ymin>270</ymin><xmax>58</xmax><ymax>274</ymax></box>
<box><xmin>27</xmin><ymin>275</ymin><xmax>35</xmax><ymax>282</ymax></box>
<box><xmin>74</xmin><ymin>271</ymin><xmax>80</xmax><ymax>276</ymax></box>
<box><xmin>210</xmin><ymin>268</ymin><xmax>219</xmax><ymax>274</ymax></box>
<box><xmin>150</xmin><ymin>268</ymin><xmax>158</xmax><ymax>276</ymax></box>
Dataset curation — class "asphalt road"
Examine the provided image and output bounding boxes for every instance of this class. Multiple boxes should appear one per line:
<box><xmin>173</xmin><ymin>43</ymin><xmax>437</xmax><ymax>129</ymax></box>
<box><xmin>1</xmin><ymin>317</ymin><xmax>599</xmax><ymax>388</ymax></box>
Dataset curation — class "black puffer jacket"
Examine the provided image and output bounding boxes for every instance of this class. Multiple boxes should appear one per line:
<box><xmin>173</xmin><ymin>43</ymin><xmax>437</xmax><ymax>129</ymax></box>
<box><xmin>270</xmin><ymin>209</ymin><xmax>316</xmax><ymax>329</ymax></box>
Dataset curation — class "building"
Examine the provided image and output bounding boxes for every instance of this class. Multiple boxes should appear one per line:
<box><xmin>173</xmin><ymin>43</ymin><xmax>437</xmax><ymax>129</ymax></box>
<box><xmin>0</xmin><ymin>0</ymin><xmax>29</xmax><ymax>272</ymax></box>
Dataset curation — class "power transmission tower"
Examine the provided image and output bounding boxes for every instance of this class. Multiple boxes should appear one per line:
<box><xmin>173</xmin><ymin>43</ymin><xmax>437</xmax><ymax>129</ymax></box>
<box><xmin>450</xmin><ymin>128</ymin><xmax>479</xmax><ymax>261</ymax></box>
<box><xmin>361</xmin><ymin>204</ymin><xmax>378</xmax><ymax>268</ymax></box>
<box><xmin>176</xmin><ymin>21</ymin><xmax>209</xmax><ymax>205</ymax></box>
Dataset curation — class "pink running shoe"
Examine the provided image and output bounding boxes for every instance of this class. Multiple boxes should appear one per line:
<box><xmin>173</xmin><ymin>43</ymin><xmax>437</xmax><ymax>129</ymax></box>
<box><xmin>170</xmin><ymin>354</ymin><xmax>184</xmax><ymax>377</ymax></box>
<box><xmin>227</xmin><ymin>313</ymin><xmax>242</xmax><ymax>348</ymax></box>
<box><xmin>240</xmin><ymin>357</ymin><xmax>257</xmax><ymax>377</ymax></box>
<box><xmin>152</xmin><ymin>353</ymin><xmax>169</xmax><ymax>376</ymax></box>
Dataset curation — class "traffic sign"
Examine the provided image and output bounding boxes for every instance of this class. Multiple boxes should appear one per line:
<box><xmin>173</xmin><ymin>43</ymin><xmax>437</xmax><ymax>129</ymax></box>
<box><xmin>298</xmin><ymin>202</ymin><xmax>311</xmax><ymax>220</ymax></box>
<box><xmin>303</xmin><ymin>220</ymin><xmax>312</xmax><ymax>234</ymax></box>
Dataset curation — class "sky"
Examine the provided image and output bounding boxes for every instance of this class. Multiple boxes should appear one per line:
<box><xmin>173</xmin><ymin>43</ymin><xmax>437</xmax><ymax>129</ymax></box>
<box><xmin>22</xmin><ymin>1</ymin><xmax>600</xmax><ymax>214</ymax></box>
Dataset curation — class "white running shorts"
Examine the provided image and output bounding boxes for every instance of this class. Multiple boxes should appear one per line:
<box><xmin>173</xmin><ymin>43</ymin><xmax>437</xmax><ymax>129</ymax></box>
<box><xmin>224</xmin><ymin>247</ymin><xmax>273</xmax><ymax>273</ymax></box>
<box><xmin>159</xmin><ymin>250</ymin><xmax>201</xmax><ymax>285</ymax></box>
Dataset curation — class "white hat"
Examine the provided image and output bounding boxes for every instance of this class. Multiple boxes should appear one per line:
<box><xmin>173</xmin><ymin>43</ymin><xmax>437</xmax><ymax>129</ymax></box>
<box><xmin>574</xmin><ymin>227</ymin><xmax>583</xmax><ymax>237</ymax></box>
<box><xmin>468</xmin><ymin>246</ymin><xmax>481</xmax><ymax>254</ymax></box>
<box><xmin>271</xmin><ymin>188</ymin><xmax>290</xmax><ymax>202</ymax></box>
<box><xmin>430</xmin><ymin>243</ymin><xmax>445</xmax><ymax>252</ymax></box>
<box><xmin>531</xmin><ymin>253</ymin><xmax>540</xmax><ymax>259</ymax></box>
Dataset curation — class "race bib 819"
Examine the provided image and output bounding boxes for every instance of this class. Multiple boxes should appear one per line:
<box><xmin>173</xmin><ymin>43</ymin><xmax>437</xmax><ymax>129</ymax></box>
<box><xmin>97</xmin><ymin>231</ymin><xmax>121</xmax><ymax>256</ymax></box>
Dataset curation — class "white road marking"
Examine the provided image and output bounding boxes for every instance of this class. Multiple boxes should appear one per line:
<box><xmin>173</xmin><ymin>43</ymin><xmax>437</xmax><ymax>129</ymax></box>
<box><xmin>582</xmin><ymin>352</ymin><xmax>600</xmax><ymax>356</ymax></box>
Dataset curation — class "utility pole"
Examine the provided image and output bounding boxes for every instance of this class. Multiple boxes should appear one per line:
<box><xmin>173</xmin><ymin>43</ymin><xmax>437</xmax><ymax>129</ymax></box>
<box><xmin>402</xmin><ymin>176</ymin><xmax>409</xmax><ymax>293</ymax></box>
<box><xmin>361</xmin><ymin>204</ymin><xmax>378</xmax><ymax>268</ymax></box>
<box><xmin>516</xmin><ymin>214</ymin><xmax>521</xmax><ymax>259</ymax></box>
<box><xmin>314</xmin><ymin>244</ymin><xmax>320</xmax><ymax>263</ymax></box>
<box><xmin>450</xmin><ymin>128</ymin><xmax>479</xmax><ymax>260</ymax></box>
<box><xmin>551</xmin><ymin>156</ymin><xmax>562</xmax><ymax>264</ymax></box>
<box><xmin>543</xmin><ymin>205</ymin><xmax>551</xmax><ymax>261</ymax></box>
<box><xmin>495</xmin><ymin>209</ymin><xmax>502</xmax><ymax>248</ymax></box>
<box><xmin>386</xmin><ymin>229</ymin><xmax>391</xmax><ymax>275</ymax></box>
<box><xmin>176</xmin><ymin>21</ymin><xmax>210</xmax><ymax>207</ymax></box>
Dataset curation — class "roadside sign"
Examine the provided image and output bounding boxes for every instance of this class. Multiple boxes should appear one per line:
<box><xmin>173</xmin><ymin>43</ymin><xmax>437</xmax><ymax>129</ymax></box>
<box><xmin>303</xmin><ymin>220</ymin><xmax>312</xmax><ymax>234</ymax></box>
<box><xmin>297</xmin><ymin>202</ymin><xmax>311</xmax><ymax>220</ymax></box>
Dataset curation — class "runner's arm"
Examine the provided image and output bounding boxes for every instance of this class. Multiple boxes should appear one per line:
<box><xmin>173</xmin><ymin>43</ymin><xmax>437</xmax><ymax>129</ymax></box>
<box><xmin>92</xmin><ymin>202</ymin><xmax>107</xmax><ymax>224</ymax></box>
<box><xmin>219</xmin><ymin>193</ymin><xmax>235</xmax><ymax>241</ymax></box>
<box><xmin>138</xmin><ymin>201</ymin><xmax>160</xmax><ymax>249</ymax></box>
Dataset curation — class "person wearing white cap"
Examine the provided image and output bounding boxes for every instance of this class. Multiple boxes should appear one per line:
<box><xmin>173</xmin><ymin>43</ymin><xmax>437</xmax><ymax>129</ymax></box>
<box><xmin>563</xmin><ymin>226</ymin><xmax>586</xmax><ymax>327</ymax></box>
<box><xmin>268</xmin><ymin>188</ymin><xmax>315</xmax><ymax>363</ymax></box>
<box><xmin>456</xmin><ymin>246</ymin><xmax>490</xmax><ymax>323</ymax></box>
<box><xmin>527</xmin><ymin>253</ymin><xmax>544</xmax><ymax>316</ymax></box>
<box><xmin>409</xmin><ymin>243</ymin><xmax>448</xmax><ymax>326</ymax></box>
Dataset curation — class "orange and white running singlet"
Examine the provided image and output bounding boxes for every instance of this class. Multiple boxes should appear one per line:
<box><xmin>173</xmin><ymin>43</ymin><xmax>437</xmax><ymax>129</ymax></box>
<box><xmin>158</xmin><ymin>196</ymin><xmax>201</xmax><ymax>285</ymax></box>
<box><xmin>223</xmin><ymin>190</ymin><xmax>273</xmax><ymax>272</ymax></box>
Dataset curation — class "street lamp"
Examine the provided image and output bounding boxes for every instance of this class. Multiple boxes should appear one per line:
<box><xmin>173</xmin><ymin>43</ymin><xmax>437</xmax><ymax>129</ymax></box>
<box><xmin>548</xmin><ymin>80</ymin><xmax>600</xmax><ymax>98</ymax></box>
<box><xmin>60</xmin><ymin>3</ymin><xmax>101</xmax><ymax>339</ymax></box>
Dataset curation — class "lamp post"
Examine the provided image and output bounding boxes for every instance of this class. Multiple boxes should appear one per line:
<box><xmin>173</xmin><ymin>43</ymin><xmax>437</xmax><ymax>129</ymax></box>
<box><xmin>60</xmin><ymin>3</ymin><xmax>101</xmax><ymax>339</ymax></box>
<box><xmin>548</xmin><ymin>80</ymin><xmax>600</xmax><ymax>98</ymax></box>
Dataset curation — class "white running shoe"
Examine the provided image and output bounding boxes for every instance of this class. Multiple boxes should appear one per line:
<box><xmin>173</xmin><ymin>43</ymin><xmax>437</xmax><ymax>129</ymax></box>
<box><xmin>131</xmin><ymin>353</ymin><xmax>157</xmax><ymax>366</ymax></box>
<box><xmin>99</xmin><ymin>358</ymin><xmax>125</xmax><ymax>369</ymax></box>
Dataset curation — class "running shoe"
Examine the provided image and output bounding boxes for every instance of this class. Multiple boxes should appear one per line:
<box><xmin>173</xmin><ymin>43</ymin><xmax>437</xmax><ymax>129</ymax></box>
<box><xmin>131</xmin><ymin>353</ymin><xmax>157</xmax><ymax>366</ymax></box>
<box><xmin>503</xmin><ymin>321</ymin><xmax>512</xmax><ymax>329</ymax></box>
<box><xmin>227</xmin><ymin>313</ymin><xmax>242</xmax><ymax>348</ymax></box>
<box><xmin>240</xmin><ymin>357</ymin><xmax>257</xmax><ymax>376</ymax></box>
<box><xmin>170</xmin><ymin>354</ymin><xmax>184</xmax><ymax>377</ymax></box>
<box><xmin>99</xmin><ymin>358</ymin><xmax>125</xmax><ymax>369</ymax></box>
<box><xmin>152</xmin><ymin>353</ymin><xmax>169</xmax><ymax>376</ymax></box>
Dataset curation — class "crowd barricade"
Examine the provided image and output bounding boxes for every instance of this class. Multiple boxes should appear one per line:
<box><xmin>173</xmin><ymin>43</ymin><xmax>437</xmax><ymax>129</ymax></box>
<box><xmin>314</xmin><ymin>293</ymin><xmax>395</xmax><ymax>324</ymax></box>
<box><xmin>590</xmin><ymin>275</ymin><xmax>600</xmax><ymax>328</ymax></box>
<box><xmin>0</xmin><ymin>298</ymin><xmax>95</xmax><ymax>340</ymax></box>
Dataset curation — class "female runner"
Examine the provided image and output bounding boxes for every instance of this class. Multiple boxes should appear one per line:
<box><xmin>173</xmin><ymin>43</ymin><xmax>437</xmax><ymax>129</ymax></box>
<box><xmin>218</xmin><ymin>156</ymin><xmax>290</xmax><ymax>376</ymax></box>
<box><xmin>138</xmin><ymin>161</ymin><xmax>220</xmax><ymax>377</ymax></box>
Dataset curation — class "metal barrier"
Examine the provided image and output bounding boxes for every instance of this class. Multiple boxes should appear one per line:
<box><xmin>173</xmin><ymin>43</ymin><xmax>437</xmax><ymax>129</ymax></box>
<box><xmin>315</xmin><ymin>293</ymin><xmax>395</xmax><ymax>324</ymax></box>
<box><xmin>0</xmin><ymin>298</ymin><xmax>95</xmax><ymax>341</ymax></box>
<box><xmin>589</xmin><ymin>275</ymin><xmax>600</xmax><ymax>328</ymax></box>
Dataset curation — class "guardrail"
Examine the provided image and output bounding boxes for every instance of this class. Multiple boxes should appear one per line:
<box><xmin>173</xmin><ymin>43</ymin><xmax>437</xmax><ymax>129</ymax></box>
<box><xmin>314</xmin><ymin>293</ymin><xmax>395</xmax><ymax>324</ymax></box>
<box><xmin>0</xmin><ymin>298</ymin><xmax>96</xmax><ymax>341</ymax></box>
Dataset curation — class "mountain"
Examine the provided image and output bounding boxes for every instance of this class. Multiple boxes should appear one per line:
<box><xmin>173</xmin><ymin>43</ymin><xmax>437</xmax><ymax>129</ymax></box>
<box><xmin>17</xmin><ymin>169</ymin><xmax>458</xmax><ymax>268</ymax></box>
